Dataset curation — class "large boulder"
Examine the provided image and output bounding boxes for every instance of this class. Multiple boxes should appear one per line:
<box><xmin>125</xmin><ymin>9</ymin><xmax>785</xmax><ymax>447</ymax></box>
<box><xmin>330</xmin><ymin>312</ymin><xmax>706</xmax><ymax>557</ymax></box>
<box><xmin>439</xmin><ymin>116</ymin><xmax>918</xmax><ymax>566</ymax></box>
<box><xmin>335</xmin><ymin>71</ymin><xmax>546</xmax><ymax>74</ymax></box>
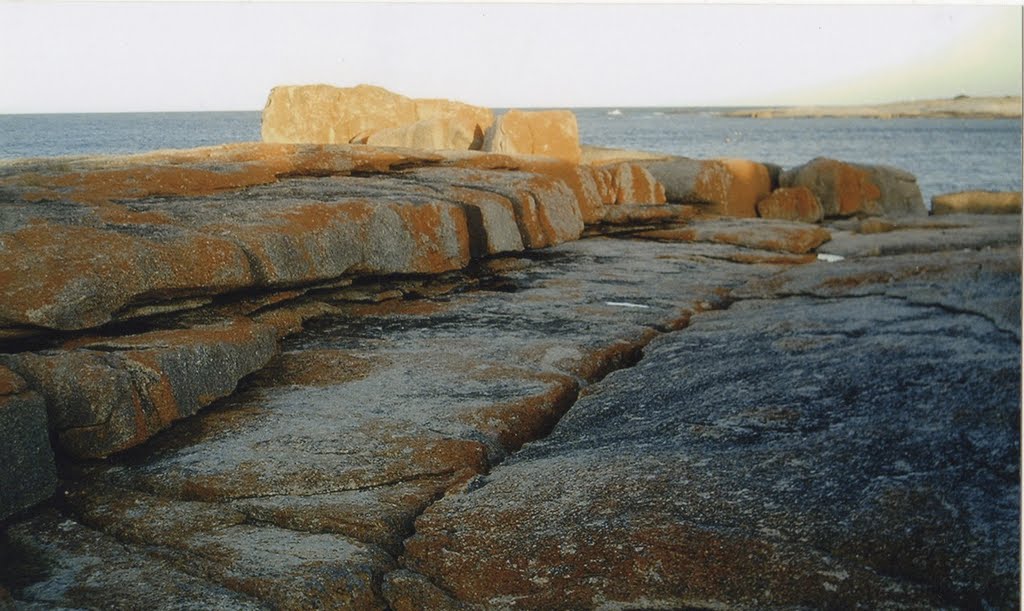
<box><xmin>931</xmin><ymin>190</ymin><xmax>1023</xmax><ymax>215</ymax></box>
<box><xmin>780</xmin><ymin>157</ymin><xmax>926</xmax><ymax>218</ymax></box>
<box><xmin>482</xmin><ymin>110</ymin><xmax>582</xmax><ymax>164</ymax></box>
<box><xmin>757</xmin><ymin>186</ymin><xmax>824</xmax><ymax>223</ymax></box>
<box><xmin>638</xmin><ymin>157</ymin><xmax>772</xmax><ymax>217</ymax></box>
<box><xmin>0</xmin><ymin>367</ymin><xmax>57</xmax><ymax>520</ymax></box>
<box><xmin>261</xmin><ymin>84</ymin><xmax>494</xmax><ymax>151</ymax></box>
<box><xmin>261</xmin><ymin>84</ymin><xmax>418</xmax><ymax>145</ymax></box>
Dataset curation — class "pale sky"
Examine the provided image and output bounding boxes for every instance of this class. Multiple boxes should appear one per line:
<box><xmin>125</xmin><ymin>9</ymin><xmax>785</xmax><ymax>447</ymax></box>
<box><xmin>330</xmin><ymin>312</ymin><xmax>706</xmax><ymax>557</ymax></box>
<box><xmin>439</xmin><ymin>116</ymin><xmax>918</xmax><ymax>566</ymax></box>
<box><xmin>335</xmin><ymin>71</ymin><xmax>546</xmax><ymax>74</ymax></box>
<box><xmin>1</xmin><ymin>2</ymin><xmax>1021</xmax><ymax>113</ymax></box>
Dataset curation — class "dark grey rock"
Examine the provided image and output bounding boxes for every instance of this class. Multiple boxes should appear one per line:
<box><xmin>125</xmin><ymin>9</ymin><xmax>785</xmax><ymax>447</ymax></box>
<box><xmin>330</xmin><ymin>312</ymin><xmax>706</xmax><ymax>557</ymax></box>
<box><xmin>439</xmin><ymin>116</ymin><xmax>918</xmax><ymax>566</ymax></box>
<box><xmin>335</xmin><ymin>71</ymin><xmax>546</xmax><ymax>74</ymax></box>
<box><xmin>0</xmin><ymin>375</ymin><xmax>56</xmax><ymax>521</ymax></box>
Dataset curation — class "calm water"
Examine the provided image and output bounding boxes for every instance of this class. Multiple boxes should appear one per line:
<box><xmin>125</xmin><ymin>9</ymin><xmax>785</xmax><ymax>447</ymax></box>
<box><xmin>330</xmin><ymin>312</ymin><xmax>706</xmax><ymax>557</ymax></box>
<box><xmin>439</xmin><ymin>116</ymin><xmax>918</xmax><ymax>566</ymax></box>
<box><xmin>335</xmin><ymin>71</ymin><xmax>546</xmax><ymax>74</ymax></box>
<box><xmin>0</xmin><ymin>108</ymin><xmax>1020</xmax><ymax>202</ymax></box>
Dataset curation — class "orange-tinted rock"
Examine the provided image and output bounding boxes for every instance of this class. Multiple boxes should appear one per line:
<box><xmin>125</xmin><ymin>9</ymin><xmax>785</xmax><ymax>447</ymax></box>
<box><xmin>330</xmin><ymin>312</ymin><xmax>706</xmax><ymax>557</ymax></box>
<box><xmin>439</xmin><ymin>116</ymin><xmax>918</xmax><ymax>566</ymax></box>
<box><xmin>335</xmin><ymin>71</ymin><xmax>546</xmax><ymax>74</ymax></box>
<box><xmin>635</xmin><ymin>218</ymin><xmax>831</xmax><ymax>254</ymax></box>
<box><xmin>482</xmin><ymin>110</ymin><xmax>582</xmax><ymax>163</ymax></box>
<box><xmin>0</xmin><ymin>318</ymin><xmax>278</xmax><ymax>458</ymax></box>
<box><xmin>756</xmin><ymin>186</ymin><xmax>824</xmax><ymax>223</ymax></box>
<box><xmin>931</xmin><ymin>190</ymin><xmax>1023</xmax><ymax>215</ymax></box>
<box><xmin>604</xmin><ymin>163</ymin><xmax>667</xmax><ymax>205</ymax></box>
<box><xmin>694</xmin><ymin>158</ymin><xmax>773</xmax><ymax>217</ymax></box>
<box><xmin>0</xmin><ymin>223</ymin><xmax>255</xmax><ymax>331</ymax></box>
<box><xmin>261</xmin><ymin>84</ymin><xmax>418</xmax><ymax>144</ymax></box>
<box><xmin>639</xmin><ymin>157</ymin><xmax>772</xmax><ymax>217</ymax></box>
<box><xmin>260</xmin><ymin>84</ymin><xmax>493</xmax><ymax>152</ymax></box>
<box><xmin>365</xmin><ymin>118</ymin><xmax>477</xmax><ymax>151</ymax></box>
<box><xmin>599</xmin><ymin>204</ymin><xmax>695</xmax><ymax>226</ymax></box>
<box><xmin>780</xmin><ymin>157</ymin><xmax>926</xmax><ymax>218</ymax></box>
<box><xmin>414</xmin><ymin>98</ymin><xmax>495</xmax><ymax>150</ymax></box>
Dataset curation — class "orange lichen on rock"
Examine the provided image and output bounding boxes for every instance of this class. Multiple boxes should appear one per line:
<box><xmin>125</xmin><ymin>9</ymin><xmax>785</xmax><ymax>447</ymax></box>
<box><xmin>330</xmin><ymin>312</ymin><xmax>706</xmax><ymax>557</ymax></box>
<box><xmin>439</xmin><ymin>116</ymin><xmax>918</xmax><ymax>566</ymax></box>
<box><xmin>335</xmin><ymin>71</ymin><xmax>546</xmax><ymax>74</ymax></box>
<box><xmin>756</xmin><ymin>186</ymin><xmax>824</xmax><ymax>224</ymax></box>
<box><xmin>0</xmin><ymin>223</ymin><xmax>254</xmax><ymax>330</ymax></box>
<box><xmin>694</xmin><ymin>159</ymin><xmax>773</xmax><ymax>217</ymax></box>
<box><xmin>394</xmin><ymin>203</ymin><xmax>472</xmax><ymax>274</ymax></box>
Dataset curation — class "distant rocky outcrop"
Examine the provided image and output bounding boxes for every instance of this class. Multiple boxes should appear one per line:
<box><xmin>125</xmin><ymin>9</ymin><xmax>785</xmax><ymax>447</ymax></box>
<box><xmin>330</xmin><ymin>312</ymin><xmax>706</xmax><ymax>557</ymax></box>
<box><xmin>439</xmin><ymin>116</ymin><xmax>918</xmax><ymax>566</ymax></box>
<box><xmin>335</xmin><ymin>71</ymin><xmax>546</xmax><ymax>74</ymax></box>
<box><xmin>722</xmin><ymin>95</ymin><xmax>1023</xmax><ymax>119</ymax></box>
<box><xmin>932</xmin><ymin>190</ymin><xmax>1023</xmax><ymax>215</ymax></box>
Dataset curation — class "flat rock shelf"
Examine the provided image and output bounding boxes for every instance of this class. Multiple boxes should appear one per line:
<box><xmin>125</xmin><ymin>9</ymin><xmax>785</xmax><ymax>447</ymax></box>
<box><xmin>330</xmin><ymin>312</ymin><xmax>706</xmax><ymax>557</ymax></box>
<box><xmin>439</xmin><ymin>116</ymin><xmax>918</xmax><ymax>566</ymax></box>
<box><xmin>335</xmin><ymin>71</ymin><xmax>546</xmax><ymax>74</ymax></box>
<box><xmin>0</xmin><ymin>142</ymin><xmax>1019</xmax><ymax>610</ymax></box>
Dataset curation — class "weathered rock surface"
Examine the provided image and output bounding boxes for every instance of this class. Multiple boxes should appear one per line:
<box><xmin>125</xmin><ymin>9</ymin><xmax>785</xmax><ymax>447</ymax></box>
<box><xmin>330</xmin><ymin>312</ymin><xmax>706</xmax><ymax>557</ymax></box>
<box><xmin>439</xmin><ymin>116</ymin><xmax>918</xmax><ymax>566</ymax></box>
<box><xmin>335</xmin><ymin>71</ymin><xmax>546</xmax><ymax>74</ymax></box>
<box><xmin>0</xmin><ymin>141</ymin><xmax>1018</xmax><ymax>609</ymax></box>
<box><xmin>262</xmin><ymin>84</ymin><xmax>419</xmax><ymax>145</ymax></box>
<box><xmin>780</xmin><ymin>157</ymin><xmax>927</xmax><ymax>218</ymax></box>
<box><xmin>820</xmin><ymin>213</ymin><xmax>1022</xmax><ymax>259</ymax></box>
<box><xmin>756</xmin><ymin>185</ymin><xmax>824</xmax><ymax>223</ymax></box>
<box><xmin>261</xmin><ymin>84</ymin><xmax>494</xmax><ymax>150</ymax></box>
<box><xmin>482</xmin><ymin>110</ymin><xmax>582</xmax><ymax>163</ymax></box>
<box><xmin>638</xmin><ymin>157</ymin><xmax>772</xmax><ymax>217</ymax></box>
<box><xmin>635</xmin><ymin>218</ymin><xmax>832</xmax><ymax>254</ymax></box>
<box><xmin>3</xmin><ymin>236</ymin><xmax>798</xmax><ymax>608</ymax></box>
<box><xmin>0</xmin><ymin>318</ymin><xmax>278</xmax><ymax>459</ymax></box>
<box><xmin>0</xmin><ymin>368</ymin><xmax>56</xmax><ymax>520</ymax></box>
<box><xmin>398</xmin><ymin>240</ymin><xmax>1020</xmax><ymax>609</ymax></box>
<box><xmin>932</xmin><ymin>190</ymin><xmax>1023</xmax><ymax>215</ymax></box>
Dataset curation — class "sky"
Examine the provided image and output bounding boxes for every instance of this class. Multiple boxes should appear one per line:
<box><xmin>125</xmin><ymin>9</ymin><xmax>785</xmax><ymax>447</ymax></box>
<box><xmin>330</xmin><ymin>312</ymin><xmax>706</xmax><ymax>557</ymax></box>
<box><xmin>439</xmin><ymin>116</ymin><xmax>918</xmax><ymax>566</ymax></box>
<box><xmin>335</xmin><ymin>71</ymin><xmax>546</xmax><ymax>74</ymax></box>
<box><xmin>0</xmin><ymin>2</ymin><xmax>1021</xmax><ymax>113</ymax></box>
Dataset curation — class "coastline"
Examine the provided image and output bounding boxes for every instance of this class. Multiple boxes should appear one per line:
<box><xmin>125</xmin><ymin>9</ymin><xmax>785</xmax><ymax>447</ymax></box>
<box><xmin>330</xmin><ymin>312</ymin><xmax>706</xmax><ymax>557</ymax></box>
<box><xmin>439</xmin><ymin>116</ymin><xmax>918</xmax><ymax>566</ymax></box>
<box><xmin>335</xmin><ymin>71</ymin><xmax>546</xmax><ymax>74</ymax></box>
<box><xmin>0</xmin><ymin>87</ymin><xmax>1020</xmax><ymax>609</ymax></box>
<box><xmin>720</xmin><ymin>95</ymin><xmax>1022</xmax><ymax>119</ymax></box>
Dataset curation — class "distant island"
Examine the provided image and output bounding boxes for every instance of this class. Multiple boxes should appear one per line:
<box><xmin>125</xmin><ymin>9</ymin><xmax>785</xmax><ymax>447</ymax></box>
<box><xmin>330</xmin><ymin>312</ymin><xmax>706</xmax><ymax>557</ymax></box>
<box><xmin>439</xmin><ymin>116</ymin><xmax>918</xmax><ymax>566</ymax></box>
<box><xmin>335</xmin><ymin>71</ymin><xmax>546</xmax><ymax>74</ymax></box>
<box><xmin>721</xmin><ymin>95</ymin><xmax>1022</xmax><ymax>119</ymax></box>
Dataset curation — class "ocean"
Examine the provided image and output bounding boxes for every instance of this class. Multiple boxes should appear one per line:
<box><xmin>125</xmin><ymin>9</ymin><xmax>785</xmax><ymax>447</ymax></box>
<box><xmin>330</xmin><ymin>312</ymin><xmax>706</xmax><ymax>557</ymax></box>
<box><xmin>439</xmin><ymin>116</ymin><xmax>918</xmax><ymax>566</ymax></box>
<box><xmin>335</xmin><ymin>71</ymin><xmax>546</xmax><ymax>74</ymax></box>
<box><xmin>0</xmin><ymin>108</ymin><xmax>1020</xmax><ymax>203</ymax></box>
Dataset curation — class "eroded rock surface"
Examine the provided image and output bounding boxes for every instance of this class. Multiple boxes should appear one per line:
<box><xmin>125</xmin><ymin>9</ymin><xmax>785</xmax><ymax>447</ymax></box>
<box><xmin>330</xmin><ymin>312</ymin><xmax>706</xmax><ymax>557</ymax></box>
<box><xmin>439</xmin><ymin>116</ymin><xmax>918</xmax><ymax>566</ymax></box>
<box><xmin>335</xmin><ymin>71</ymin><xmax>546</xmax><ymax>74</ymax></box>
<box><xmin>396</xmin><ymin>233</ymin><xmax>1020</xmax><ymax>610</ymax></box>
<box><xmin>0</xmin><ymin>141</ymin><xmax>1018</xmax><ymax>610</ymax></box>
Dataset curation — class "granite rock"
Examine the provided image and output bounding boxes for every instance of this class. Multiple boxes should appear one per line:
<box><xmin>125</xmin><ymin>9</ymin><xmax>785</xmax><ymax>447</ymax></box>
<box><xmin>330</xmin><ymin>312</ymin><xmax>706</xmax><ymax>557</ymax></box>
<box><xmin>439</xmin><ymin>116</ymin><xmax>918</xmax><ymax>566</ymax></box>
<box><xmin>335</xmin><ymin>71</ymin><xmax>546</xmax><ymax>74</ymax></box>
<box><xmin>780</xmin><ymin>157</ymin><xmax>927</xmax><ymax>218</ymax></box>
<box><xmin>482</xmin><ymin>110</ymin><xmax>582</xmax><ymax>163</ymax></box>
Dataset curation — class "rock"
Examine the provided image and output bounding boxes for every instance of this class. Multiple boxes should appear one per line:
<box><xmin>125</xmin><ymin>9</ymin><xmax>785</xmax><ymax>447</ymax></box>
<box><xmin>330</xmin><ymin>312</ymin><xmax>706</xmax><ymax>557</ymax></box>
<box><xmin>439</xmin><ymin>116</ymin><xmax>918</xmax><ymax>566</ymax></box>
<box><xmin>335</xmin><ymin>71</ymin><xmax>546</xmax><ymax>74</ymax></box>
<box><xmin>482</xmin><ymin>110</ymin><xmax>582</xmax><ymax>163</ymax></box>
<box><xmin>780</xmin><ymin>157</ymin><xmax>927</xmax><ymax>218</ymax></box>
<box><xmin>398</xmin><ymin>252</ymin><xmax>1020</xmax><ymax>607</ymax></box>
<box><xmin>3</xmin><ymin>511</ymin><xmax>267</xmax><ymax>609</ymax></box>
<box><xmin>0</xmin><ymin>367</ymin><xmax>56</xmax><ymax>520</ymax></box>
<box><xmin>931</xmin><ymin>190</ymin><xmax>1023</xmax><ymax>215</ymax></box>
<box><xmin>0</xmin><ymin>318</ymin><xmax>278</xmax><ymax>458</ymax></box>
<box><xmin>635</xmin><ymin>218</ymin><xmax>831</xmax><ymax>254</ymax></box>
<box><xmin>579</xmin><ymin>145</ymin><xmax>671</xmax><ymax>166</ymax></box>
<box><xmin>366</xmin><ymin>118</ymin><xmax>478</xmax><ymax>151</ymax></box>
<box><xmin>756</xmin><ymin>186</ymin><xmax>824</xmax><ymax>223</ymax></box>
<box><xmin>261</xmin><ymin>84</ymin><xmax>418</xmax><ymax>145</ymax></box>
<box><xmin>599</xmin><ymin>204</ymin><xmax>694</xmax><ymax>226</ymax></box>
<box><xmin>414</xmin><ymin>98</ymin><xmax>495</xmax><ymax>150</ymax></box>
<box><xmin>0</xmin><ymin>145</ymin><xmax>632</xmax><ymax>333</ymax></box>
<box><xmin>601</xmin><ymin>163</ymin><xmax>667</xmax><ymax>205</ymax></box>
<box><xmin>819</xmin><ymin>214</ymin><xmax>1021</xmax><ymax>260</ymax></box>
<box><xmin>638</xmin><ymin>157</ymin><xmax>772</xmax><ymax>217</ymax></box>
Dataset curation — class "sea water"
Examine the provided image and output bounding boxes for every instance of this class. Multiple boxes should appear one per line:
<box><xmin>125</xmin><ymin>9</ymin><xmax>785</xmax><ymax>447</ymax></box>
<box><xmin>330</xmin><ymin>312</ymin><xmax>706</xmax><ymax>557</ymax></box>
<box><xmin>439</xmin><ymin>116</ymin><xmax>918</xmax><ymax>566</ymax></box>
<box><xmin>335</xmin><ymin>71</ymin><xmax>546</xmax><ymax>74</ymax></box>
<box><xmin>0</xmin><ymin>108</ymin><xmax>1020</xmax><ymax>202</ymax></box>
